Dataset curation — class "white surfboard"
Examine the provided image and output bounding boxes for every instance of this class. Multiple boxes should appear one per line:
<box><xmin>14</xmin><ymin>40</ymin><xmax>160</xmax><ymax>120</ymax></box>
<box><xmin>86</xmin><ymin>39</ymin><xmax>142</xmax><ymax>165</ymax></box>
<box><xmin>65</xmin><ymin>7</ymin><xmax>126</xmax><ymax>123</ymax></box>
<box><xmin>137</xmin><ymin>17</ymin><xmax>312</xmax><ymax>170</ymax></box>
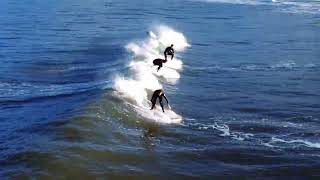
<box><xmin>133</xmin><ymin>104</ymin><xmax>182</xmax><ymax>124</ymax></box>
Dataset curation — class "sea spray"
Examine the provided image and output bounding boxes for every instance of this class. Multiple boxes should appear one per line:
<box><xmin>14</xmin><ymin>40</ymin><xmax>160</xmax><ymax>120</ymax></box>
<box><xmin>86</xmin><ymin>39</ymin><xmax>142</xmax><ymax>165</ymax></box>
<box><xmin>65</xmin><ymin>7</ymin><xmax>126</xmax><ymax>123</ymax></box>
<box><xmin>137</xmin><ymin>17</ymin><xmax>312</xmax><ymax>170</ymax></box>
<box><xmin>114</xmin><ymin>25</ymin><xmax>190</xmax><ymax>123</ymax></box>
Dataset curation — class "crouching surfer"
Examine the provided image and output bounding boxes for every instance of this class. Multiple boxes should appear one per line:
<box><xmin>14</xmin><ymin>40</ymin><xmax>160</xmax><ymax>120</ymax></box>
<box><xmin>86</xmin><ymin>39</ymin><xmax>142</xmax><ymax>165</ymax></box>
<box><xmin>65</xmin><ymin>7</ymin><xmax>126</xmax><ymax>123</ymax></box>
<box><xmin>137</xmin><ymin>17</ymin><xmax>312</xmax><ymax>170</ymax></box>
<box><xmin>164</xmin><ymin>44</ymin><xmax>174</xmax><ymax>61</ymax></box>
<box><xmin>150</xmin><ymin>89</ymin><xmax>170</xmax><ymax>112</ymax></box>
<box><xmin>153</xmin><ymin>58</ymin><xmax>167</xmax><ymax>72</ymax></box>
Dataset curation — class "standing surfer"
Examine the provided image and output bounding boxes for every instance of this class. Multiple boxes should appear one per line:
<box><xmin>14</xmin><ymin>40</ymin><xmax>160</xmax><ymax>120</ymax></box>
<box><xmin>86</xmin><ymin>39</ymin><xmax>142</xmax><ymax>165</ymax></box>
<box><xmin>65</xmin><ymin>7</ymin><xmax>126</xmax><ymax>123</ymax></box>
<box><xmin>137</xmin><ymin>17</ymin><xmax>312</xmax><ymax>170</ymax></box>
<box><xmin>150</xmin><ymin>89</ymin><xmax>170</xmax><ymax>112</ymax></box>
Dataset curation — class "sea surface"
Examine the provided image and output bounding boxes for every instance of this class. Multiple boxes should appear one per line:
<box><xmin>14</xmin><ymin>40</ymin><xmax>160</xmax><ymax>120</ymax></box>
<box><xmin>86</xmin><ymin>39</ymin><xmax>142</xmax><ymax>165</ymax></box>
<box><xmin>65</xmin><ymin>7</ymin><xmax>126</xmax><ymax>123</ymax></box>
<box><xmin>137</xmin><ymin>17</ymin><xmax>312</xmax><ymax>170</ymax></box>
<box><xmin>0</xmin><ymin>0</ymin><xmax>320</xmax><ymax>179</ymax></box>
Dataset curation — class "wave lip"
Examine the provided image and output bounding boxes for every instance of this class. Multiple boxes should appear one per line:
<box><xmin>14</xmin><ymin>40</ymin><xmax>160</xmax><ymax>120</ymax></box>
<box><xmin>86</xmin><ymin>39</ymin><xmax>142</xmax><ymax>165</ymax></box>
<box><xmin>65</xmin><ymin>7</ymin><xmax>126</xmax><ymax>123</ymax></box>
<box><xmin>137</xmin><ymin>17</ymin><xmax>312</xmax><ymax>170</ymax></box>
<box><xmin>113</xmin><ymin>25</ymin><xmax>190</xmax><ymax>124</ymax></box>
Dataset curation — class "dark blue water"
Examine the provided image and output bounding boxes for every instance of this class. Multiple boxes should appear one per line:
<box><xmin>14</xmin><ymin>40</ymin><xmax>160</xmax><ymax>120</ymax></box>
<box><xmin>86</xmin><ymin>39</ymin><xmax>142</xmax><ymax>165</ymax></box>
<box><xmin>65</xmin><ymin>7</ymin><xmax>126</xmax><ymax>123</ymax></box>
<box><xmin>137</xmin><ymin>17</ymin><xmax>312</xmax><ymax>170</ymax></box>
<box><xmin>1</xmin><ymin>0</ymin><xmax>320</xmax><ymax>178</ymax></box>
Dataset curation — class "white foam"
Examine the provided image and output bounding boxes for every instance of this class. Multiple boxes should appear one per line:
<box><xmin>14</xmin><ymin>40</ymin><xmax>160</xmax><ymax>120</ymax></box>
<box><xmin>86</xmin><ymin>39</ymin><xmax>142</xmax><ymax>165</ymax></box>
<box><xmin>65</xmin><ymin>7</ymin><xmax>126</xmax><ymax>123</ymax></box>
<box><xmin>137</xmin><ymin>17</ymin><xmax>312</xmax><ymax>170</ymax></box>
<box><xmin>113</xmin><ymin>25</ymin><xmax>189</xmax><ymax>124</ymax></box>
<box><xmin>193</xmin><ymin>0</ymin><xmax>267</xmax><ymax>5</ymax></box>
<box><xmin>271</xmin><ymin>137</ymin><xmax>320</xmax><ymax>149</ymax></box>
<box><xmin>189</xmin><ymin>122</ymin><xmax>254</xmax><ymax>141</ymax></box>
<box><xmin>271</xmin><ymin>60</ymin><xmax>297</xmax><ymax>69</ymax></box>
<box><xmin>193</xmin><ymin>0</ymin><xmax>320</xmax><ymax>14</ymax></box>
<box><xmin>276</xmin><ymin>0</ymin><xmax>320</xmax><ymax>14</ymax></box>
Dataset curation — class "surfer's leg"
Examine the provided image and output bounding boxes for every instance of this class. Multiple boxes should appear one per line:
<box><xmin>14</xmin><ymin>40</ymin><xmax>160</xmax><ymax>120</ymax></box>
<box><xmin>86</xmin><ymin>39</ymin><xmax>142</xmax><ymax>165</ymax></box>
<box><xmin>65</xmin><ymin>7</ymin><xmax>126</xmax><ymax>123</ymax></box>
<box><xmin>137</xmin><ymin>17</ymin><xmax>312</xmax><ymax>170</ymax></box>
<box><xmin>150</xmin><ymin>97</ymin><xmax>156</xmax><ymax>110</ymax></box>
<box><xmin>157</xmin><ymin>63</ymin><xmax>162</xmax><ymax>72</ymax></box>
<box><xmin>164</xmin><ymin>53</ymin><xmax>167</xmax><ymax>61</ymax></box>
<box><xmin>171</xmin><ymin>53</ymin><xmax>174</xmax><ymax>60</ymax></box>
<box><xmin>159</xmin><ymin>98</ymin><xmax>165</xmax><ymax>112</ymax></box>
<box><xmin>150</xmin><ymin>100</ymin><xmax>156</xmax><ymax>110</ymax></box>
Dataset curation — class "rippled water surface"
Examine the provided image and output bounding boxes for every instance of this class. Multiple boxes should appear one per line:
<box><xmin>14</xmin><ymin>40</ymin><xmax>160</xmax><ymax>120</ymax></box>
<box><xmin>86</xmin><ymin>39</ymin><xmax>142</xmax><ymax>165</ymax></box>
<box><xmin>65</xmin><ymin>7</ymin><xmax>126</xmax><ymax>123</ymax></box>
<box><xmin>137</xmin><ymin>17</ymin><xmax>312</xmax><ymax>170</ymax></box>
<box><xmin>0</xmin><ymin>0</ymin><xmax>320</xmax><ymax>179</ymax></box>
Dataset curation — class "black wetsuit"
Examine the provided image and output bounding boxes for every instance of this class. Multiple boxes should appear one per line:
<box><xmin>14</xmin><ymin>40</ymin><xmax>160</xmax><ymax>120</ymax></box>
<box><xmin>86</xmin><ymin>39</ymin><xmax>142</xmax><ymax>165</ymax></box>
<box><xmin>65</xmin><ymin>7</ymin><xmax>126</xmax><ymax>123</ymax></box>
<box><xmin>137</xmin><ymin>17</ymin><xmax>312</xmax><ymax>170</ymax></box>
<box><xmin>150</xmin><ymin>89</ymin><xmax>169</xmax><ymax>112</ymax></box>
<box><xmin>153</xmin><ymin>58</ymin><xmax>167</xmax><ymax>72</ymax></box>
<box><xmin>164</xmin><ymin>46</ymin><xmax>174</xmax><ymax>60</ymax></box>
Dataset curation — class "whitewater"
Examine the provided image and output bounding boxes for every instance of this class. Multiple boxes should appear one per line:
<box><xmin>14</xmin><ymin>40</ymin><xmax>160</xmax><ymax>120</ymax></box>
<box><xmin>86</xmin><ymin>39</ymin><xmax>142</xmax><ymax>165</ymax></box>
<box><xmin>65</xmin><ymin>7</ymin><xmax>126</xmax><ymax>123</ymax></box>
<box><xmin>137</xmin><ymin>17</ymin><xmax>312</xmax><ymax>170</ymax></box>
<box><xmin>113</xmin><ymin>25</ymin><xmax>190</xmax><ymax>124</ymax></box>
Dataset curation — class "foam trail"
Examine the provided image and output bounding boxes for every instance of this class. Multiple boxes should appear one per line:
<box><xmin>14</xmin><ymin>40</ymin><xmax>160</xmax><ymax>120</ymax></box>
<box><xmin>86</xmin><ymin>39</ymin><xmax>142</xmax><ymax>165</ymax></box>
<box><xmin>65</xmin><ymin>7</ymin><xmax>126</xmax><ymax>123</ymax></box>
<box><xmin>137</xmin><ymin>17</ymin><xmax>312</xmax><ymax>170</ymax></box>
<box><xmin>114</xmin><ymin>25</ymin><xmax>190</xmax><ymax>124</ymax></box>
<box><xmin>271</xmin><ymin>137</ymin><xmax>320</xmax><ymax>149</ymax></box>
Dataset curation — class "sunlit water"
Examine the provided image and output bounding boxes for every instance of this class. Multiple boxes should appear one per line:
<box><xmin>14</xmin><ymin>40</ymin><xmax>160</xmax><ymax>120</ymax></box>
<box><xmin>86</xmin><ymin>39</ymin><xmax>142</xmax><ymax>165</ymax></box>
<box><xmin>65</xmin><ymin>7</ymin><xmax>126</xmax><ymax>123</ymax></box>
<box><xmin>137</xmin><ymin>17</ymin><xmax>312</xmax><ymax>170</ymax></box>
<box><xmin>0</xmin><ymin>0</ymin><xmax>319</xmax><ymax>178</ymax></box>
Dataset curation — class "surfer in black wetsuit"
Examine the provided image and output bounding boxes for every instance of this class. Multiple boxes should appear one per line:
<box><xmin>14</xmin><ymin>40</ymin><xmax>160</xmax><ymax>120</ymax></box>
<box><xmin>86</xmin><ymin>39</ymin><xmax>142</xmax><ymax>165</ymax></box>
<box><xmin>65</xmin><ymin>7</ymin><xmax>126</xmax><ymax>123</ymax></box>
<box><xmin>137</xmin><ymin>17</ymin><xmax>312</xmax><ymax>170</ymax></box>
<box><xmin>150</xmin><ymin>89</ymin><xmax>169</xmax><ymax>112</ymax></box>
<box><xmin>153</xmin><ymin>58</ymin><xmax>167</xmax><ymax>72</ymax></box>
<box><xmin>164</xmin><ymin>44</ymin><xmax>174</xmax><ymax>61</ymax></box>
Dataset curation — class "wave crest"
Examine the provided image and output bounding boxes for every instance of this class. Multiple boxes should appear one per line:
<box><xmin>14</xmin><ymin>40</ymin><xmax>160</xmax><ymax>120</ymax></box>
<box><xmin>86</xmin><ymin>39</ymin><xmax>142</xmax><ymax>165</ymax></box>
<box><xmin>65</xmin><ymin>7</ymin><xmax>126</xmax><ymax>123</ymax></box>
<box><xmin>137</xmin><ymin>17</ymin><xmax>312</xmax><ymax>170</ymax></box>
<box><xmin>113</xmin><ymin>25</ymin><xmax>190</xmax><ymax>124</ymax></box>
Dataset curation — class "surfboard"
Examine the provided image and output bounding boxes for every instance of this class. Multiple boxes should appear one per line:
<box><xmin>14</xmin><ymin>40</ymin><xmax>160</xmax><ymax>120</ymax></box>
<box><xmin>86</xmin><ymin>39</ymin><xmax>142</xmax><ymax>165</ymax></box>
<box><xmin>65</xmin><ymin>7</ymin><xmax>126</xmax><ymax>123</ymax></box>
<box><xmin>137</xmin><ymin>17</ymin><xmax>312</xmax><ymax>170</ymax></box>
<box><xmin>132</xmin><ymin>103</ymin><xmax>182</xmax><ymax>124</ymax></box>
<box><xmin>152</xmin><ymin>66</ymin><xmax>180</xmax><ymax>78</ymax></box>
<box><xmin>163</xmin><ymin>59</ymin><xmax>183</xmax><ymax>71</ymax></box>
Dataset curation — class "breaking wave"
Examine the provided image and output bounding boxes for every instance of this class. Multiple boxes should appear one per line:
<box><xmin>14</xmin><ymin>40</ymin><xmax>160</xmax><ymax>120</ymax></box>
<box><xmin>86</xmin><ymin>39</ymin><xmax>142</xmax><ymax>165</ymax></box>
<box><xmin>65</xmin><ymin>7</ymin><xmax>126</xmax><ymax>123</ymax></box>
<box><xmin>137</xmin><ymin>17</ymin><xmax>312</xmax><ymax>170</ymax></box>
<box><xmin>113</xmin><ymin>25</ymin><xmax>190</xmax><ymax>124</ymax></box>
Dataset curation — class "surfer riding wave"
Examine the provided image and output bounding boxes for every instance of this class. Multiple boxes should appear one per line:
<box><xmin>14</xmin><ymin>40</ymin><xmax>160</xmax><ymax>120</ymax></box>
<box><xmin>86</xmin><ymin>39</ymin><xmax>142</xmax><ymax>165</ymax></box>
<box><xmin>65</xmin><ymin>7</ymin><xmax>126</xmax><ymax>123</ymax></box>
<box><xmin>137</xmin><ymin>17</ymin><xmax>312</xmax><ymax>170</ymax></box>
<box><xmin>113</xmin><ymin>25</ymin><xmax>190</xmax><ymax>124</ymax></box>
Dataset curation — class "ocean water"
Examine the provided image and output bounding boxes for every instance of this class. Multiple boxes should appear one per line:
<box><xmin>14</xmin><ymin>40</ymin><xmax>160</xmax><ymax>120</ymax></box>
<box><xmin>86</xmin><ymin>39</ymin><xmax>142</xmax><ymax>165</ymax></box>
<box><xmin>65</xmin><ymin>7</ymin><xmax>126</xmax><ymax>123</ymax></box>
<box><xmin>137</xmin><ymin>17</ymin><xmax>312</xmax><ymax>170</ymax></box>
<box><xmin>0</xmin><ymin>0</ymin><xmax>320</xmax><ymax>178</ymax></box>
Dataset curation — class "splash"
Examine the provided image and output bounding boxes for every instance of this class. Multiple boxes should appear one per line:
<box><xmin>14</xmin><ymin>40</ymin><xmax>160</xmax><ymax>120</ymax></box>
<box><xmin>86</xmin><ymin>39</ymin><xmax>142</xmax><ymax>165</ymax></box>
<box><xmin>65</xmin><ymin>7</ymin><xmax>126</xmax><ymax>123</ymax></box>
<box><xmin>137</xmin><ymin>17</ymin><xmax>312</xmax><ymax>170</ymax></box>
<box><xmin>114</xmin><ymin>25</ymin><xmax>190</xmax><ymax>124</ymax></box>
